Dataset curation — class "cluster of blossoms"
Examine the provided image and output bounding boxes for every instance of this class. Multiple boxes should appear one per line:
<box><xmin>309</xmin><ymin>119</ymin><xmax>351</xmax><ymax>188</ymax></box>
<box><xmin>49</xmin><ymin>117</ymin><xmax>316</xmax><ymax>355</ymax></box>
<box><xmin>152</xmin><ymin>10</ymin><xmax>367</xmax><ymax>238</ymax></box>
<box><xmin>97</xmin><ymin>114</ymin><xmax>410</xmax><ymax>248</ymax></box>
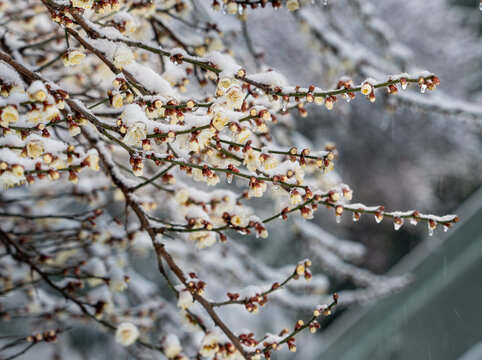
<box><xmin>0</xmin><ymin>1</ymin><xmax>471</xmax><ymax>360</ymax></box>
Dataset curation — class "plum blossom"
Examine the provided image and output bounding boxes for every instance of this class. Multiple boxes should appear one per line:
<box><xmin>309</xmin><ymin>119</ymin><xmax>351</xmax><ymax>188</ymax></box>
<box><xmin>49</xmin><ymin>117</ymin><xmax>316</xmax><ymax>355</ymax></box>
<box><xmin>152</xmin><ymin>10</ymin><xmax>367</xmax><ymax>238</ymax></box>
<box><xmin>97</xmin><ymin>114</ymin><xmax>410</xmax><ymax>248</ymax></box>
<box><xmin>115</xmin><ymin>322</ymin><xmax>139</xmax><ymax>346</ymax></box>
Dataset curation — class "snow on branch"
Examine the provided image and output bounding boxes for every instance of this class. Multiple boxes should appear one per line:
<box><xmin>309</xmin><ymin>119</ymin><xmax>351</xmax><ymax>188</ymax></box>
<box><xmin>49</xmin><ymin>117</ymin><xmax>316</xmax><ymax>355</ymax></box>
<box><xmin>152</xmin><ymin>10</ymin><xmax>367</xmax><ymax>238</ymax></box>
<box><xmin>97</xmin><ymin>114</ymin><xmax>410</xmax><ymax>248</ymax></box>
<box><xmin>0</xmin><ymin>1</ymin><xmax>470</xmax><ymax>360</ymax></box>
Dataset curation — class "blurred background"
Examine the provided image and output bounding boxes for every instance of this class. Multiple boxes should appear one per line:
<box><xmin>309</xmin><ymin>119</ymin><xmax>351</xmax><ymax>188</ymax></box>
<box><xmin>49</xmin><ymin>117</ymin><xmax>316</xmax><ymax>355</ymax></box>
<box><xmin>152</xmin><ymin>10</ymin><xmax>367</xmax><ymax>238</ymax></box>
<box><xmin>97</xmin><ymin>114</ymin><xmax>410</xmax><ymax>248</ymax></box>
<box><xmin>216</xmin><ymin>0</ymin><xmax>482</xmax><ymax>359</ymax></box>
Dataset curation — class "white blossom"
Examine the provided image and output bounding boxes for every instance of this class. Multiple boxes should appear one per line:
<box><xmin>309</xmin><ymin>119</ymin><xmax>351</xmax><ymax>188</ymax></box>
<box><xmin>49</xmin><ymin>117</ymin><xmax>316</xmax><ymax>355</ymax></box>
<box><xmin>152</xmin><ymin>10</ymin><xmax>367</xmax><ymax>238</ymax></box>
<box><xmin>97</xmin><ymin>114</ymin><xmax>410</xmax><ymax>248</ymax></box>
<box><xmin>123</xmin><ymin>122</ymin><xmax>146</xmax><ymax>146</ymax></box>
<box><xmin>26</xmin><ymin>140</ymin><xmax>44</xmax><ymax>159</ymax></box>
<box><xmin>177</xmin><ymin>289</ymin><xmax>194</xmax><ymax>310</ymax></box>
<box><xmin>0</xmin><ymin>168</ymin><xmax>25</xmax><ymax>189</ymax></box>
<box><xmin>287</xmin><ymin>0</ymin><xmax>300</xmax><ymax>11</ymax></box>
<box><xmin>211</xmin><ymin>110</ymin><xmax>229</xmax><ymax>131</ymax></box>
<box><xmin>63</xmin><ymin>50</ymin><xmax>86</xmax><ymax>67</ymax></box>
<box><xmin>200</xmin><ymin>330</ymin><xmax>221</xmax><ymax>358</ymax></box>
<box><xmin>164</xmin><ymin>334</ymin><xmax>183</xmax><ymax>359</ymax></box>
<box><xmin>115</xmin><ymin>322</ymin><xmax>139</xmax><ymax>346</ymax></box>
<box><xmin>243</xmin><ymin>150</ymin><xmax>261</xmax><ymax>172</ymax></box>
<box><xmin>224</xmin><ymin>86</ymin><xmax>245</xmax><ymax>110</ymax></box>
<box><xmin>113</xmin><ymin>45</ymin><xmax>134</xmax><ymax>69</ymax></box>
<box><xmin>0</xmin><ymin>105</ymin><xmax>18</xmax><ymax>127</ymax></box>
<box><xmin>71</xmin><ymin>0</ymin><xmax>94</xmax><ymax>10</ymax></box>
<box><xmin>189</xmin><ymin>231</ymin><xmax>217</xmax><ymax>249</ymax></box>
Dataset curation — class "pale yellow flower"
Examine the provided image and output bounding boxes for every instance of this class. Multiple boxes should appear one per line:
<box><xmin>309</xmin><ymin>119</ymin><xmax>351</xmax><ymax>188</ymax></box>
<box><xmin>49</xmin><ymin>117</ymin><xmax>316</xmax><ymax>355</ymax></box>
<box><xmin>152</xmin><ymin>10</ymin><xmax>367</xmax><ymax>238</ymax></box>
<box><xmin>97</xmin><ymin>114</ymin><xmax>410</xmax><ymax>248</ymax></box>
<box><xmin>243</xmin><ymin>150</ymin><xmax>260</xmax><ymax>172</ymax></box>
<box><xmin>218</xmin><ymin>78</ymin><xmax>232</xmax><ymax>90</ymax></box>
<box><xmin>63</xmin><ymin>50</ymin><xmax>85</xmax><ymax>67</ymax></box>
<box><xmin>200</xmin><ymin>331</ymin><xmax>221</xmax><ymax>357</ymax></box>
<box><xmin>262</xmin><ymin>156</ymin><xmax>278</xmax><ymax>170</ymax></box>
<box><xmin>234</xmin><ymin>128</ymin><xmax>250</xmax><ymax>143</ymax></box>
<box><xmin>290</xmin><ymin>190</ymin><xmax>303</xmax><ymax>205</ymax></box>
<box><xmin>124</xmin><ymin>20</ymin><xmax>137</xmax><ymax>34</ymax></box>
<box><xmin>249</xmin><ymin>181</ymin><xmax>267</xmax><ymax>198</ymax></box>
<box><xmin>123</xmin><ymin>122</ymin><xmax>146</xmax><ymax>146</ymax></box>
<box><xmin>27</xmin><ymin>109</ymin><xmax>42</xmax><ymax>124</ymax></box>
<box><xmin>189</xmin><ymin>231</ymin><xmax>217</xmax><ymax>249</ymax></box>
<box><xmin>111</xmin><ymin>94</ymin><xmax>124</xmax><ymax>108</ymax></box>
<box><xmin>26</xmin><ymin>140</ymin><xmax>44</xmax><ymax>159</ymax></box>
<box><xmin>177</xmin><ymin>289</ymin><xmax>194</xmax><ymax>310</ymax></box>
<box><xmin>361</xmin><ymin>82</ymin><xmax>373</xmax><ymax>95</ymax></box>
<box><xmin>211</xmin><ymin>111</ymin><xmax>229</xmax><ymax>131</ymax></box>
<box><xmin>71</xmin><ymin>0</ymin><xmax>94</xmax><ymax>10</ymax></box>
<box><xmin>86</xmin><ymin>154</ymin><xmax>100</xmax><ymax>171</ymax></box>
<box><xmin>113</xmin><ymin>46</ymin><xmax>134</xmax><ymax>69</ymax></box>
<box><xmin>0</xmin><ymin>169</ymin><xmax>25</xmax><ymax>189</ymax></box>
<box><xmin>29</xmin><ymin>90</ymin><xmax>46</xmax><ymax>102</ymax></box>
<box><xmin>206</xmin><ymin>174</ymin><xmax>220</xmax><ymax>186</ymax></box>
<box><xmin>164</xmin><ymin>334</ymin><xmax>183</xmax><ymax>359</ymax></box>
<box><xmin>174</xmin><ymin>188</ymin><xmax>190</xmax><ymax>205</ymax></box>
<box><xmin>0</xmin><ymin>105</ymin><xmax>18</xmax><ymax>127</ymax></box>
<box><xmin>286</xmin><ymin>0</ymin><xmax>300</xmax><ymax>11</ymax></box>
<box><xmin>225</xmin><ymin>86</ymin><xmax>244</xmax><ymax>109</ymax></box>
<box><xmin>226</xmin><ymin>1</ymin><xmax>237</xmax><ymax>14</ymax></box>
<box><xmin>115</xmin><ymin>323</ymin><xmax>139</xmax><ymax>347</ymax></box>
